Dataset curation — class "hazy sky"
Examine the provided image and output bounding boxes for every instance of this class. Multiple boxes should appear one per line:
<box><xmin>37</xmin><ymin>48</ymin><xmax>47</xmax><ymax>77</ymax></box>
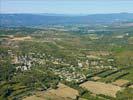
<box><xmin>1</xmin><ymin>0</ymin><xmax>133</xmax><ymax>14</ymax></box>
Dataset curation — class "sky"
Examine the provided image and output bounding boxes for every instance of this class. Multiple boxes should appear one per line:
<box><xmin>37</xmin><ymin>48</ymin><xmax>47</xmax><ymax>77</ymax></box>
<box><xmin>0</xmin><ymin>0</ymin><xmax>133</xmax><ymax>14</ymax></box>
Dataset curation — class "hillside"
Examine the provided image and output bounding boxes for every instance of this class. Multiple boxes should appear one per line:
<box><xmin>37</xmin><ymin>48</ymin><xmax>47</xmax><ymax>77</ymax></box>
<box><xmin>0</xmin><ymin>13</ymin><xmax>133</xmax><ymax>27</ymax></box>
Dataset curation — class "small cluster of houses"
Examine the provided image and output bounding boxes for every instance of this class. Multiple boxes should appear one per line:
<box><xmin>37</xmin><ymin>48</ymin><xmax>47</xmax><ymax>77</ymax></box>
<box><xmin>77</xmin><ymin>59</ymin><xmax>115</xmax><ymax>70</ymax></box>
<box><xmin>12</xmin><ymin>55</ymin><xmax>33</xmax><ymax>71</ymax></box>
<box><xmin>52</xmin><ymin>67</ymin><xmax>86</xmax><ymax>83</ymax></box>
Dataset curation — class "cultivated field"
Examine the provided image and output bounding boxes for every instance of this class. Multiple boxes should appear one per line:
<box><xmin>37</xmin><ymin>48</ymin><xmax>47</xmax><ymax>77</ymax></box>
<box><xmin>11</xmin><ymin>36</ymin><xmax>32</xmax><ymax>41</ymax></box>
<box><xmin>23</xmin><ymin>83</ymin><xmax>79</xmax><ymax>100</ymax></box>
<box><xmin>112</xmin><ymin>79</ymin><xmax>129</xmax><ymax>87</ymax></box>
<box><xmin>47</xmin><ymin>83</ymin><xmax>79</xmax><ymax>99</ymax></box>
<box><xmin>80</xmin><ymin>81</ymin><xmax>121</xmax><ymax>97</ymax></box>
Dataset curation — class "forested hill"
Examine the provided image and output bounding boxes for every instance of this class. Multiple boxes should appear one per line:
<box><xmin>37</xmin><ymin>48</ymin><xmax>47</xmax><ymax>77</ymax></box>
<box><xmin>0</xmin><ymin>13</ymin><xmax>133</xmax><ymax>27</ymax></box>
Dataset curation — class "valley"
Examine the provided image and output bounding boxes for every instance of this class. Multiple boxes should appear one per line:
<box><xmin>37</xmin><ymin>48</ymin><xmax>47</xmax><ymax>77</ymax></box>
<box><xmin>0</xmin><ymin>24</ymin><xmax>133</xmax><ymax>100</ymax></box>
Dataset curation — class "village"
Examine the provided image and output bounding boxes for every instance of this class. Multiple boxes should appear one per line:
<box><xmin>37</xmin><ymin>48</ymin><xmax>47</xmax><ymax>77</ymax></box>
<box><xmin>7</xmin><ymin>47</ymin><xmax>118</xmax><ymax>84</ymax></box>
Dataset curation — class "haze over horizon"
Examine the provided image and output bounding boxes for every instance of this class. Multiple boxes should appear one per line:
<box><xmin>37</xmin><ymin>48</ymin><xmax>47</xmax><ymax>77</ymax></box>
<box><xmin>1</xmin><ymin>0</ymin><xmax>133</xmax><ymax>14</ymax></box>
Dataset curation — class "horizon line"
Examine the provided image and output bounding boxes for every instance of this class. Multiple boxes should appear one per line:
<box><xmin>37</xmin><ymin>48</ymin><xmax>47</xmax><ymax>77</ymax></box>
<box><xmin>0</xmin><ymin>12</ymin><xmax>132</xmax><ymax>15</ymax></box>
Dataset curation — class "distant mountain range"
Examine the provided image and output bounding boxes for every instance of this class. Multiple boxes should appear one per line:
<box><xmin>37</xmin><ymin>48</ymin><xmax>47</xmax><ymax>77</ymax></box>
<box><xmin>0</xmin><ymin>13</ymin><xmax>133</xmax><ymax>27</ymax></box>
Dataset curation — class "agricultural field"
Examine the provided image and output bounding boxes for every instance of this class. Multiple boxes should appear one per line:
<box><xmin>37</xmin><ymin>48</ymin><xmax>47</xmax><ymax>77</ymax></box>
<box><xmin>80</xmin><ymin>81</ymin><xmax>121</xmax><ymax>97</ymax></box>
<box><xmin>23</xmin><ymin>83</ymin><xmax>79</xmax><ymax>100</ymax></box>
